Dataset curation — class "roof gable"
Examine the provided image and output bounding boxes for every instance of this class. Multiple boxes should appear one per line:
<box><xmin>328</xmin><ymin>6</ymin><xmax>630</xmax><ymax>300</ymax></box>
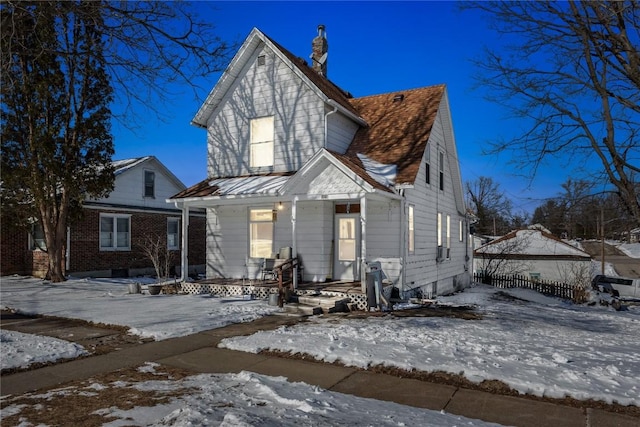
<box><xmin>346</xmin><ymin>85</ymin><xmax>445</xmax><ymax>185</ymax></box>
<box><xmin>192</xmin><ymin>28</ymin><xmax>364</xmax><ymax>128</ymax></box>
<box><xmin>475</xmin><ymin>229</ymin><xmax>591</xmax><ymax>259</ymax></box>
<box><xmin>112</xmin><ymin>156</ymin><xmax>185</xmax><ymax>191</ymax></box>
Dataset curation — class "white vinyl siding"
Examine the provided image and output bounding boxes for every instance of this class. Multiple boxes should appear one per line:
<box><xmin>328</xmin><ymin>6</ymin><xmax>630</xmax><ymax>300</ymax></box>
<box><xmin>100</xmin><ymin>214</ymin><xmax>131</xmax><ymax>251</ymax></box>
<box><xmin>207</xmin><ymin>46</ymin><xmax>325</xmax><ymax>177</ymax></box>
<box><xmin>250</xmin><ymin>116</ymin><xmax>274</xmax><ymax>168</ymax></box>
<box><xmin>90</xmin><ymin>159</ymin><xmax>186</xmax><ymax>211</ymax></box>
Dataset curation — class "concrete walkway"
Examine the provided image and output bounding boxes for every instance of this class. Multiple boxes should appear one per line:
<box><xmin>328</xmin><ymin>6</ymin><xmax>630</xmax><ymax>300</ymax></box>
<box><xmin>1</xmin><ymin>314</ymin><xmax>638</xmax><ymax>427</ymax></box>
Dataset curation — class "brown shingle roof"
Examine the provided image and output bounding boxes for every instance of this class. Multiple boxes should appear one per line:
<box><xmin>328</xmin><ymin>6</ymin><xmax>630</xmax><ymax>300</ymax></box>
<box><xmin>346</xmin><ymin>85</ymin><xmax>445</xmax><ymax>185</ymax></box>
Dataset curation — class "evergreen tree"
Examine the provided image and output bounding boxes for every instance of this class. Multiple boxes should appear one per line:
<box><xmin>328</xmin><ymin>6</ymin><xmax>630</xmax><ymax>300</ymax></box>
<box><xmin>2</xmin><ymin>2</ymin><xmax>114</xmax><ymax>281</ymax></box>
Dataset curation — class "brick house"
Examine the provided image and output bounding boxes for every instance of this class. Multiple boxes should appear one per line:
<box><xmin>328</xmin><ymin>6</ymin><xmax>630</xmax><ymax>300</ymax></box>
<box><xmin>1</xmin><ymin>156</ymin><xmax>205</xmax><ymax>279</ymax></box>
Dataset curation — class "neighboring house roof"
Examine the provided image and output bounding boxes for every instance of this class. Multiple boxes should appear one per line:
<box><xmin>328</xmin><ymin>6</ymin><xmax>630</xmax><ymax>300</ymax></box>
<box><xmin>111</xmin><ymin>156</ymin><xmax>186</xmax><ymax>191</ymax></box>
<box><xmin>474</xmin><ymin>229</ymin><xmax>592</xmax><ymax>260</ymax></box>
<box><xmin>347</xmin><ymin>85</ymin><xmax>445</xmax><ymax>186</ymax></box>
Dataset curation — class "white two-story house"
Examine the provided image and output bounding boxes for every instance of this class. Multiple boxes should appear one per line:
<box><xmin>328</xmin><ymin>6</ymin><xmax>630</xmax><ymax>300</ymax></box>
<box><xmin>169</xmin><ymin>26</ymin><xmax>471</xmax><ymax>298</ymax></box>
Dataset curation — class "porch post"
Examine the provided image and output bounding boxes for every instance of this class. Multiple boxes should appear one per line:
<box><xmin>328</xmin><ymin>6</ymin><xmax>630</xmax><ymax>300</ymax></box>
<box><xmin>291</xmin><ymin>196</ymin><xmax>298</xmax><ymax>289</ymax></box>
<box><xmin>360</xmin><ymin>195</ymin><xmax>367</xmax><ymax>293</ymax></box>
<box><xmin>180</xmin><ymin>202</ymin><xmax>190</xmax><ymax>282</ymax></box>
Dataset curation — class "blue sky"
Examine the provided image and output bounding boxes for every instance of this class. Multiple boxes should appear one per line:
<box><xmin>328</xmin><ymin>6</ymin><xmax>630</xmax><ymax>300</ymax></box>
<box><xmin>112</xmin><ymin>1</ymin><xmax>572</xmax><ymax>215</ymax></box>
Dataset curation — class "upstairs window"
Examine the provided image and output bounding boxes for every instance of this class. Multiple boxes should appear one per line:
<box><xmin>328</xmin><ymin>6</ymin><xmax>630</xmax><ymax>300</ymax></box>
<box><xmin>250</xmin><ymin>116</ymin><xmax>274</xmax><ymax>168</ymax></box>
<box><xmin>144</xmin><ymin>170</ymin><xmax>155</xmax><ymax>198</ymax></box>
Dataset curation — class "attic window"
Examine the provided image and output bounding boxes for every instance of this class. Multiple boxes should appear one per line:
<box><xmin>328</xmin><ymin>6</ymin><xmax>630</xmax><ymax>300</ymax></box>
<box><xmin>393</xmin><ymin>94</ymin><xmax>404</xmax><ymax>102</ymax></box>
<box><xmin>257</xmin><ymin>55</ymin><xmax>265</xmax><ymax>66</ymax></box>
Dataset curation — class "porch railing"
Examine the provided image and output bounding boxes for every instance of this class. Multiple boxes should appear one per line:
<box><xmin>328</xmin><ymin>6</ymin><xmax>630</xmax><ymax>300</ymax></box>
<box><xmin>275</xmin><ymin>257</ymin><xmax>299</xmax><ymax>307</ymax></box>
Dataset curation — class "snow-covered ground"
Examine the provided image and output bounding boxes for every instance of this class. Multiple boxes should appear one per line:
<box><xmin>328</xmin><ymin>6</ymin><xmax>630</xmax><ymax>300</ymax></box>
<box><xmin>1</xmin><ymin>268</ymin><xmax>640</xmax><ymax>423</ymax></box>
<box><xmin>0</xmin><ymin>329</ymin><xmax>87</xmax><ymax>371</ymax></box>
<box><xmin>1</xmin><ymin>275</ymin><xmax>279</xmax><ymax>342</ymax></box>
<box><xmin>220</xmin><ymin>285</ymin><xmax>640</xmax><ymax>406</ymax></box>
<box><xmin>1</xmin><ymin>364</ymin><xmax>502</xmax><ymax>427</ymax></box>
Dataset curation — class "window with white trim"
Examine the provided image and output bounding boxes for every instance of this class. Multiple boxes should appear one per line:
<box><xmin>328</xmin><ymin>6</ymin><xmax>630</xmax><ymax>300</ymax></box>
<box><xmin>144</xmin><ymin>170</ymin><xmax>155</xmax><ymax>198</ymax></box>
<box><xmin>439</xmin><ymin>151</ymin><xmax>445</xmax><ymax>192</ymax></box>
<box><xmin>437</xmin><ymin>212</ymin><xmax>443</xmax><ymax>247</ymax></box>
<box><xmin>249</xmin><ymin>208</ymin><xmax>273</xmax><ymax>258</ymax></box>
<box><xmin>425</xmin><ymin>143</ymin><xmax>431</xmax><ymax>185</ymax></box>
<box><xmin>408</xmin><ymin>205</ymin><xmax>414</xmax><ymax>254</ymax></box>
<box><xmin>167</xmin><ymin>218</ymin><xmax>180</xmax><ymax>250</ymax></box>
<box><xmin>100</xmin><ymin>214</ymin><xmax>131</xmax><ymax>250</ymax></box>
<box><xmin>29</xmin><ymin>222</ymin><xmax>46</xmax><ymax>251</ymax></box>
<box><xmin>250</xmin><ymin>116</ymin><xmax>274</xmax><ymax>168</ymax></box>
<box><xmin>459</xmin><ymin>219</ymin><xmax>464</xmax><ymax>242</ymax></box>
<box><xmin>446</xmin><ymin>215</ymin><xmax>451</xmax><ymax>258</ymax></box>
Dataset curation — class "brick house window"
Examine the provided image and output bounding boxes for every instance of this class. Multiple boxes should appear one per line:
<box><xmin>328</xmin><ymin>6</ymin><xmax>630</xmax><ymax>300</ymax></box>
<box><xmin>144</xmin><ymin>170</ymin><xmax>155</xmax><ymax>198</ymax></box>
<box><xmin>100</xmin><ymin>214</ymin><xmax>131</xmax><ymax>250</ymax></box>
<box><xmin>249</xmin><ymin>208</ymin><xmax>273</xmax><ymax>258</ymax></box>
<box><xmin>167</xmin><ymin>218</ymin><xmax>180</xmax><ymax>250</ymax></box>
<box><xmin>250</xmin><ymin>116</ymin><xmax>274</xmax><ymax>168</ymax></box>
<box><xmin>29</xmin><ymin>222</ymin><xmax>46</xmax><ymax>251</ymax></box>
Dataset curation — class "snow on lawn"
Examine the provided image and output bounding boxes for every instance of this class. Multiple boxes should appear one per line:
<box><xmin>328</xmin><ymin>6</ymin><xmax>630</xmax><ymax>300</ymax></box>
<box><xmin>220</xmin><ymin>285</ymin><xmax>640</xmax><ymax>407</ymax></box>
<box><xmin>1</xmin><ymin>330</ymin><xmax>87</xmax><ymax>371</ymax></box>
<box><xmin>0</xmin><ymin>275</ymin><xmax>279</xmax><ymax>341</ymax></box>
<box><xmin>0</xmin><ymin>364</ymin><xmax>502</xmax><ymax>427</ymax></box>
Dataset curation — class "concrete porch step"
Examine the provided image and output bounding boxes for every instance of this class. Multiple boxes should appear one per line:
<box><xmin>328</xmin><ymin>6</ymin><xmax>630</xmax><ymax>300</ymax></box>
<box><xmin>295</xmin><ymin>295</ymin><xmax>351</xmax><ymax>313</ymax></box>
<box><xmin>283</xmin><ymin>303</ymin><xmax>323</xmax><ymax>316</ymax></box>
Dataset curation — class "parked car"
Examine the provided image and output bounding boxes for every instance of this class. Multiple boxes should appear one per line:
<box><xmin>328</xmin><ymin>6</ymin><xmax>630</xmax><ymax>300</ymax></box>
<box><xmin>592</xmin><ymin>275</ymin><xmax>640</xmax><ymax>299</ymax></box>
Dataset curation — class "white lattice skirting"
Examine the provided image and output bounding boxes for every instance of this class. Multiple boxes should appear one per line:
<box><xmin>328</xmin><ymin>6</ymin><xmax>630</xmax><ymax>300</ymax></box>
<box><xmin>181</xmin><ymin>282</ymin><xmax>368</xmax><ymax>311</ymax></box>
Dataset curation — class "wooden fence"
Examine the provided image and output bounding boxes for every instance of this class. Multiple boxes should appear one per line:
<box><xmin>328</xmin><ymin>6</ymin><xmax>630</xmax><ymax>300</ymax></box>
<box><xmin>473</xmin><ymin>273</ymin><xmax>575</xmax><ymax>300</ymax></box>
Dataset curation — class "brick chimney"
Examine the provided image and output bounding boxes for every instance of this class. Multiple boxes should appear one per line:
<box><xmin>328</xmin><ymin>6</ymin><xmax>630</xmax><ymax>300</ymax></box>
<box><xmin>311</xmin><ymin>24</ymin><xmax>328</xmax><ymax>76</ymax></box>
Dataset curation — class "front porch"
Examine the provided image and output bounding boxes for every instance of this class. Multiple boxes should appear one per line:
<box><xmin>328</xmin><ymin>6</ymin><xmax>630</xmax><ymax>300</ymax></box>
<box><xmin>181</xmin><ymin>278</ymin><xmax>370</xmax><ymax>311</ymax></box>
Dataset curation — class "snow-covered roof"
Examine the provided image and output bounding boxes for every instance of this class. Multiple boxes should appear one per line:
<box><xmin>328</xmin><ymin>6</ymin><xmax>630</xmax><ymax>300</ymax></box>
<box><xmin>112</xmin><ymin>157</ymin><xmax>152</xmax><ymax>175</ymax></box>
<box><xmin>356</xmin><ymin>153</ymin><xmax>396</xmax><ymax>187</ymax></box>
<box><xmin>475</xmin><ymin>229</ymin><xmax>591</xmax><ymax>259</ymax></box>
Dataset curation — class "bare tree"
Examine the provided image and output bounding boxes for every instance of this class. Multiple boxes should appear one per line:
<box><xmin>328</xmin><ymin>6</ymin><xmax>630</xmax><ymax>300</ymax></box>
<box><xmin>465</xmin><ymin>1</ymin><xmax>640</xmax><ymax>225</ymax></box>
<box><xmin>139</xmin><ymin>234</ymin><xmax>176</xmax><ymax>283</ymax></box>
<box><xmin>466</xmin><ymin>176</ymin><xmax>513</xmax><ymax>235</ymax></box>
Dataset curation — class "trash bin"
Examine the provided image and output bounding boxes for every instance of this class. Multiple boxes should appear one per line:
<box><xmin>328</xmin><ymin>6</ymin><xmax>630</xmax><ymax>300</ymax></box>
<box><xmin>365</xmin><ymin>262</ymin><xmax>382</xmax><ymax>309</ymax></box>
<box><xmin>128</xmin><ymin>282</ymin><xmax>141</xmax><ymax>294</ymax></box>
<box><xmin>268</xmin><ymin>293</ymin><xmax>279</xmax><ymax>306</ymax></box>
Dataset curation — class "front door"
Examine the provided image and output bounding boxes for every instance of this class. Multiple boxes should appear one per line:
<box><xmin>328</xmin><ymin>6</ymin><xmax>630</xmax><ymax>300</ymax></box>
<box><xmin>334</xmin><ymin>214</ymin><xmax>360</xmax><ymax>281</ymax></box>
